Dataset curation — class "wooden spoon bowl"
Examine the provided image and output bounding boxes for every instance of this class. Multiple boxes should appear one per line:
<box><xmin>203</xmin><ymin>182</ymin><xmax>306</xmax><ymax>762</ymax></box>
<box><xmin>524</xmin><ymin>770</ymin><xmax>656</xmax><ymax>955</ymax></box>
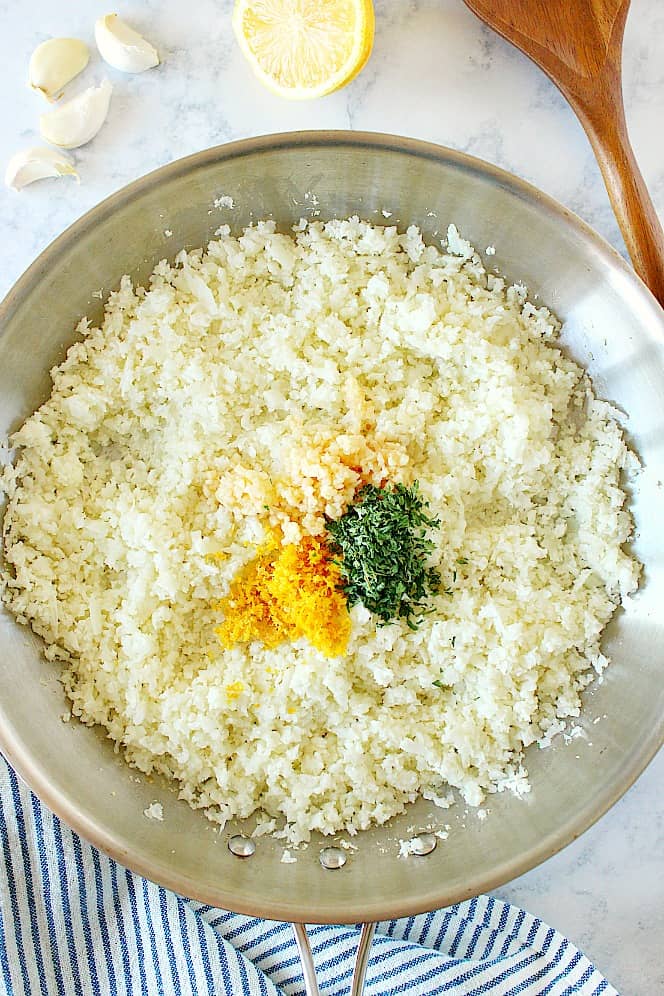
<box><xmin>462</xmin><ymin>0</ymin><xmax>664</xmax><ymax>305</ymax></box>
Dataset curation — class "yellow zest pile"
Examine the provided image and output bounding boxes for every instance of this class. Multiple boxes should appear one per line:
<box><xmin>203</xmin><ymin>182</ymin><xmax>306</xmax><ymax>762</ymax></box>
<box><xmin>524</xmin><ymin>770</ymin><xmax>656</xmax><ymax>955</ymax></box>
<box><xmin>215</xmin><ymin>535</ymin><xmax>350</xmax><ymax>658</ymax></box>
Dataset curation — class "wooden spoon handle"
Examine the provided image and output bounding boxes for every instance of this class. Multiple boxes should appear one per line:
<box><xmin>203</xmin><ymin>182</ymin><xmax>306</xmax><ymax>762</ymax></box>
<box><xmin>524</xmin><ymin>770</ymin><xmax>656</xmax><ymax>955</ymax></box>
<box><xmin>580</xmin><ymin>96</ymin><xmax>664</xmax><ymax>306</ymax></box>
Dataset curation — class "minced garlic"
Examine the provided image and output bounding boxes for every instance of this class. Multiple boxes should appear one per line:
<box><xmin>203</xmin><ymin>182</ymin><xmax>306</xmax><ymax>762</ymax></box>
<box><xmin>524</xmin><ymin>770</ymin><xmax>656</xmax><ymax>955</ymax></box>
<box><xmin>213</xmin><ymin>379</ymin><xmax>410</xmax><ymax>544</ymax></box>
<box><xmin>215</xmin><ymin>534</ymin><xmax>350</xmax><ymax>657</ymax></box>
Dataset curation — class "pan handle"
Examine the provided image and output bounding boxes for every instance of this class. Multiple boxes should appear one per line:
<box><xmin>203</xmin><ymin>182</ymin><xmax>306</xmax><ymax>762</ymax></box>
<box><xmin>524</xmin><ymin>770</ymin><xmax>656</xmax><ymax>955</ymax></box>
<box><xmin>292</xmin><ymin>921</ymin><xmax>377</xmax><ymax>996</ymax></box>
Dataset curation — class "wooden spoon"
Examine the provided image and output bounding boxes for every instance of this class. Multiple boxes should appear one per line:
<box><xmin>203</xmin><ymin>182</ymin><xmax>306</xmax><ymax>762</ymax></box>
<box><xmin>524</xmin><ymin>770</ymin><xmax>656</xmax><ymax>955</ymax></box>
<box><xmin>461</xmin><ymin>0</ymin><xmax>664</xmax><ymax>306</ymax></box>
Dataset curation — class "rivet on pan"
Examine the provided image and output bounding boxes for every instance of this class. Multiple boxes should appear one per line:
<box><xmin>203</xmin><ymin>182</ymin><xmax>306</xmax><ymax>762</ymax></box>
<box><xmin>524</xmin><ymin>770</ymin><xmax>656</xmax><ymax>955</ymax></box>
<box><xmin>319</xmin><ymin>846</ymin><xmax>347</xmax><ymax>870</ymax></box>
<box><xmin>409</xmin><ymin>833</ymin><xmax>437</xmax><ymax>856</ymax></box>
<box><xmin>228</xmin><ymin>834</ymin><xmax>256</xmax><ymax>858</ymax></box>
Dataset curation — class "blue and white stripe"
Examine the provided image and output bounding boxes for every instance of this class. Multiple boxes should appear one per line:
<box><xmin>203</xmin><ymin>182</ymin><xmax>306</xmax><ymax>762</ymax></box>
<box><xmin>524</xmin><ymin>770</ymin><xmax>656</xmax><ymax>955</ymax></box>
<box><xmin>0</xmin><ymin>755</ymin><xmax>616</xmax><ymax>995</ymax></box>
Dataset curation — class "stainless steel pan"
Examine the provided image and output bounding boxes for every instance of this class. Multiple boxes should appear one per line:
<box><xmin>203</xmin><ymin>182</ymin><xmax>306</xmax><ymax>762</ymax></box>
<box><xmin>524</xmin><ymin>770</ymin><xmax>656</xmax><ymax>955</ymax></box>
<box><xmin>1</xmin><ymin>133</ymin><xmax>663</xmax><ymax>994</ymax></box>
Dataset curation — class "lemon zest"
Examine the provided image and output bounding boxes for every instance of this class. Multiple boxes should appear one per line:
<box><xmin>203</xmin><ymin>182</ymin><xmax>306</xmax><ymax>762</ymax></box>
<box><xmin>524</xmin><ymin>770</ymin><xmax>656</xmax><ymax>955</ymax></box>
<box><xmin>225</xmin><ymin>680</ymin><xmax>245</xmax><ymax>702</ymax></box>
<box><xmin>216</xmin><ymin>535</ymin><xmax>349</xmax><ymax>657</ymax></box>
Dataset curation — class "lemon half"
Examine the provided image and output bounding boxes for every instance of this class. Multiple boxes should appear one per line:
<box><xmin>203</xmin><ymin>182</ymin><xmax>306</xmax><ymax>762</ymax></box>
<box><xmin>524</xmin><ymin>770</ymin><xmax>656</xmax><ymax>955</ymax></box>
<box><xmin>233</xmin><ymin>0</ymin><xmax>375</xmax><ymax>100</ymax></box>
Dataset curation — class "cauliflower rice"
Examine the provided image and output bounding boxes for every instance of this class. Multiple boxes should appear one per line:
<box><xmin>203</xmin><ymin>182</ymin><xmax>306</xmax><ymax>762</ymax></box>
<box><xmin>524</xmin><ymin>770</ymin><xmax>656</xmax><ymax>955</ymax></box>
<box><xmin>0</xmin><ymin>218</ymin><xmax>640</xmax><ymax>841</ymax></box>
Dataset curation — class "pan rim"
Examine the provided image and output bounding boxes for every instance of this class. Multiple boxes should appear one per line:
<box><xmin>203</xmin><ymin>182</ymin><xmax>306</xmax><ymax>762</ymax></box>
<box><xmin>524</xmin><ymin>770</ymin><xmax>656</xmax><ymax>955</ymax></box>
<box><xmin>1</xmin><ymin>129</ymin><xmax>663</xmax><ymax>923</ymax></box>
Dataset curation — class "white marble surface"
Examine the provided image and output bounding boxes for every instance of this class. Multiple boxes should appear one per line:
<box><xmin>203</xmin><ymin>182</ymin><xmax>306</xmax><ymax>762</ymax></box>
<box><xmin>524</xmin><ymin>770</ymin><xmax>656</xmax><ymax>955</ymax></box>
<box><xmin>1</xmin><ymin>1</ymin><xmax>662</xmax><ymax>993</ymax></box>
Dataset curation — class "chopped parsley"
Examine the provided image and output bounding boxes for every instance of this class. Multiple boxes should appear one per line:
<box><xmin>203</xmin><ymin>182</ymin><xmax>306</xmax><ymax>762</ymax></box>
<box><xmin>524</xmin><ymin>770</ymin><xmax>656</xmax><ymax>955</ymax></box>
<box><xmin>326</xmin><ymin>481</ymin><xmax>441</xmax><ymax>628</ymax></box>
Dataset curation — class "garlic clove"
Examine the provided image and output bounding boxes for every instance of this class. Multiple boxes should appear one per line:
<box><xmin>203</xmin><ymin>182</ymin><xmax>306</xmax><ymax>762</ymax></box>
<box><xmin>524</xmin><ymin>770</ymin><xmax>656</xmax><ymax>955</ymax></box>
<box><xmin>5</xmin><ymin>146</ymin><xmax>79</xmax><ymax>191</ymax></box>
<box><xmin>29</xmin><ymin>37</ymin><xmax>90</xmax><ymax>102</ymax></box>
<box><xmin>40</xmin><ymin>80</ymin><xmax>113</xmax><ymax>149</ymax></box>
<box><xmin>95</xmin><ymin>14</ymin><xmax>160</xmax><ymax>73</ymax></box>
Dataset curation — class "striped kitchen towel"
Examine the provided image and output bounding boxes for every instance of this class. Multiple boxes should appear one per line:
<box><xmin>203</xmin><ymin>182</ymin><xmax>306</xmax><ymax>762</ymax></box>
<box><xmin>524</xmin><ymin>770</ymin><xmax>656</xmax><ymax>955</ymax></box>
<box><xmin>0</xmin><ymin>755</ymin><xmax>616</xmax><ymax>996</ymax></box>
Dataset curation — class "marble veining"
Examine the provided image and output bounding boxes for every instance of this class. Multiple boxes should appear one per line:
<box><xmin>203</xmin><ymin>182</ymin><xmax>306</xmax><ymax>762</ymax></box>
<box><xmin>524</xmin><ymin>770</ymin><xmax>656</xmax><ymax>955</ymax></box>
<box><xmin>1</xmin><ymin>2</ymin><xmax>662</xmax><ymax>993</ymax></box>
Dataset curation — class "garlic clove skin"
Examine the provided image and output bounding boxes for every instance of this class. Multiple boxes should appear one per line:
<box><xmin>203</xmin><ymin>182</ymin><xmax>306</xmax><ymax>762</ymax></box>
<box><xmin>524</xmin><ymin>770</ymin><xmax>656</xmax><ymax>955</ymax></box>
<box><xmin>95</xmin><ymin>14</ymin><xmax>160</xmax><ymax>73</ymax></box>
<box><xmin>29</xmin><ymin>38</ymin><xmax>90</xmax><ymax>102</ymax></box>
<box><xmin>5</xmin><ymin>146</ymin><xmax>79</xmax><ymax>191</ymax></box>
<box><xmin>39</xmin><ymin>80</ymin><xmax>113</xmax><ymax>150</ymax></box>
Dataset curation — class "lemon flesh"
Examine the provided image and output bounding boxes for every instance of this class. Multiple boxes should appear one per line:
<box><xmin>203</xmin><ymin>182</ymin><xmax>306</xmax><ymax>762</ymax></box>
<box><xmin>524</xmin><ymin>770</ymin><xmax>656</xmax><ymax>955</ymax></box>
<box><xmin>233</xmin><ymin>0</ymin><xmax>375</xmax><ymax>100</ymax></box>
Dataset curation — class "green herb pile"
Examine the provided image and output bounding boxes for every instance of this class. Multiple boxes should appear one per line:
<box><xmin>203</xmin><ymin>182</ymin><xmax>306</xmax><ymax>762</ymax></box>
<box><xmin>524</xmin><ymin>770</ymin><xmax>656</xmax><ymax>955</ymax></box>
<box><xmin>326</xmin><ymin>482</ymin><xmax>441</xmax><ymax>629</ymax></box>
